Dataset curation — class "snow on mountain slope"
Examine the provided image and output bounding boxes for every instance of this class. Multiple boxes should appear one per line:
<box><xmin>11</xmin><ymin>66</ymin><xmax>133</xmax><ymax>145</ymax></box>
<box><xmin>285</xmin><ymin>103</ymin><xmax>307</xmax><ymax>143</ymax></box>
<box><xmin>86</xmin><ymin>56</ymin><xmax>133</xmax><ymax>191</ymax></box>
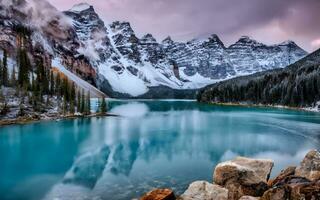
<box><xmin>0</xmin><ymin>0</ymin><xmax>307</xmax><ymax>98</ymax></box>
<box><xmin>52</xmin><ymin>58</ymin><xmax>106</xmax><ymax>98</ymax></box>
<box><xmin>63</xmin><ymin>3</ymin><xmax>307</xmax><ymax>97</ymax></box>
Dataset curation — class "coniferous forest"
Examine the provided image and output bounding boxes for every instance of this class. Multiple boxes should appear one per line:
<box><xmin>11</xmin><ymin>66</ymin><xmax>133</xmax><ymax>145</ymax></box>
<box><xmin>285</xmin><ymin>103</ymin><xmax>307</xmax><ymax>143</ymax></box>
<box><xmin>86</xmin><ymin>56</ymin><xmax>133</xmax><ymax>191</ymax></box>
<box><xmin>0</xmin><ymin>26</ymin><xmax>106</xmax><ymax>119</ymax></box>
<box><xmin>197</xmin><ymin>49</ymin><xmax>320</xmax><ymax>108</ymax></box>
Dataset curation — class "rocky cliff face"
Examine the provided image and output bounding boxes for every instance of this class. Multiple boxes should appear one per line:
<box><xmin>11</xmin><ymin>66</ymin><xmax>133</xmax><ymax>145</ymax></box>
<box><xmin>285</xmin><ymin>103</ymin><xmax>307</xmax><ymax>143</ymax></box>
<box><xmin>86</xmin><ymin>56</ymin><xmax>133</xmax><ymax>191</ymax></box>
<box><xmin>0</xmin><ymin>1</ymin><xmax>308</xmax><ymax>98</ymax></box>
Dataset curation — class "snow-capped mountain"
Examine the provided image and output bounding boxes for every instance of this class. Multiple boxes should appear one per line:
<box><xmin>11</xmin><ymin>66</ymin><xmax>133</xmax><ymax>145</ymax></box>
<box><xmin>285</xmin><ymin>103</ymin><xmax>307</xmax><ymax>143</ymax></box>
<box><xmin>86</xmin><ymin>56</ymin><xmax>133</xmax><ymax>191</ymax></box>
<box><xmin>63</xmin><ymin>3</ymin><xmax>307</xmax><ymax>97</ymax></box>
<box><xmin>0</xmin><ymin>1</ymin><xmax>308</xmax><ymax>98</ymax></box>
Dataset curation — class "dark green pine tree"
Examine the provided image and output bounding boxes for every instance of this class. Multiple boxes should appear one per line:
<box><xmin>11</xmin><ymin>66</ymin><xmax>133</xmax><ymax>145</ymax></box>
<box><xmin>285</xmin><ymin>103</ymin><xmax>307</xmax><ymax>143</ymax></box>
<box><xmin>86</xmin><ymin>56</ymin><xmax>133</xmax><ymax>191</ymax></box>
<box><xmin>96</xmin><ymin>98</ymin><xmax>101</xmax><ymax>113</ymax></box>
<box><xmin>100</xmin><ymin>98</ymin><xmax>107</xmax><ymax>114</ymax></box>
<box><xmin>11</xmin><ymin>65</ymin><xmax>16</xmax><ymax>87</ymax></box>
<box><xmin>62</xmin><ymin>77</ymin><xmax>68</xmax><ymax>101</ymax></box>
<box><xmin>50</xmin><ymin>71</ymin><xmax>54</xmax><ymax>96</ymax></box>
<box><xmin>77</xmin><ymin>89</ymin><xmax>81</xmax><ymax>113</ymax></box>
<box><xmin>63</xmin><ymin>95</ymin><xmax>67</xmax><ymax>115</ymax></box>
<box><xmin>55</xmin><ymin>73</ymin><xmax>61</xmax><ymax>97</ymax></box>
<box><xmin>86</xmin><ymin>91</ymin><xmax>91</xmax><ymax>115</ymax></box>
<box><xmin>0</xmin><ymin>58</ymin><xmax>2</xmax><ymax>86</ymax></box>
<box><xmin>2</xmin><ymin>50</ymin><xmax>8</xmax><ymax>86</ymax></box>
<box><xmin>69</xmin><ymin>82</ymin><xmax>76</xmax><ymax>114</ymax></box>
<box><xmin>17</xmin><ymin>48</ymin><xmax>30</xmax><ymax>88</ymax></box>
<box><xmin>80</xmin><ymin>89</ymin><xmax>85</xmax><ymax>114</ymax></box>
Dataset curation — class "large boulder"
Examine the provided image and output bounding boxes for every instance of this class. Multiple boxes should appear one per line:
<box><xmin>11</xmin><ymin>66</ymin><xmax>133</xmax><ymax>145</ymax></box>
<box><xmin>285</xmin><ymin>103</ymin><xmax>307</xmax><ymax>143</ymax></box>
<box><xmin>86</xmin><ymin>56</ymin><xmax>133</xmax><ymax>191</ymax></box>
<box><xmin>213</xmin><ymin>157</ymin><xmax>274</xmax><ymax>200</ymax></box>
<box><xmin>140</xmin><ymin>189</ymin><xmax>176</xmax><ymax>200</ymax></box>
<box><xmin>180</xmin><ymin>181</ymin><xmax>228</xmax><ymax>200</ymax></box>
<box><xmin>295</xmin><ymin>150</ymin><xmax>320</xmax><ymax>181</ymax></box>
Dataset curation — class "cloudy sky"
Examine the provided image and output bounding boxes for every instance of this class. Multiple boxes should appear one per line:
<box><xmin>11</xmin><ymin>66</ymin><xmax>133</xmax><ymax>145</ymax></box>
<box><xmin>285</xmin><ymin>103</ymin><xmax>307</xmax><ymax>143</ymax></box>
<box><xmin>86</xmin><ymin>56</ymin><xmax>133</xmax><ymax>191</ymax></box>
<box><xmin>48</xmin><ymin>0</ymin><xmax>320</xmax><ymax>52</ymax></box>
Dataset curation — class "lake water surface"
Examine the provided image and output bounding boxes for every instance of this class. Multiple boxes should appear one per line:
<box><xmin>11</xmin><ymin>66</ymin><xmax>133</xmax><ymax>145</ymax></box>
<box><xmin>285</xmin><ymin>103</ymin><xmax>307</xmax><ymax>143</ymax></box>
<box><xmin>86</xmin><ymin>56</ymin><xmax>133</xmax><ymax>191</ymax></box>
<box><xmin>0</xmin><ymin>100</ymin><xmax>320</xmax><ymax>200</ymax></box>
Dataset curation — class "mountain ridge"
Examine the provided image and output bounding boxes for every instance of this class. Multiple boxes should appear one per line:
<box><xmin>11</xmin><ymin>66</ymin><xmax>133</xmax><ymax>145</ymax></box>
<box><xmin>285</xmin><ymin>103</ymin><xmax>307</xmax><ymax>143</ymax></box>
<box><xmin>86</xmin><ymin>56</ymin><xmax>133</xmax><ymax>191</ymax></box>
<box><xmin>197</xmin><ymin>48</ymin><xmax>320</xmax><ymax>108</ymax></box>
<box><xmin>0</xmin><ymin>0</ymin><xmax>308</xmax><ymax>98</ymax></box>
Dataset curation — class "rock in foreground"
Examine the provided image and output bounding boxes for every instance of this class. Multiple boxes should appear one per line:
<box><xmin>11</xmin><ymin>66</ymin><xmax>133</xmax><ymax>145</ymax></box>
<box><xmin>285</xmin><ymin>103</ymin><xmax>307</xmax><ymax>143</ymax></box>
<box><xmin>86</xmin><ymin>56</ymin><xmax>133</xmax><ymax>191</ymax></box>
<box><xmin>295</xmin><ymin>149</ymin><xmax>320</xmax><ymax>181</ymax></box>
<box><xmin>180</xmin><ymin>181</ymin><xmax>228</xmax><ymax>200</ymax></box>
<box><xmin>139</xmin><ymin>150</ymin><xmax>320</xmax><ymax>200</ymax></box>
<box><xmin>140</xmin><ymin>188</ymin><xmax>176</xmax><ymax>200</ymax></box>
<box><xmin>213</xmin><ymin>157</ymin><xmax>274</xmax><ymax>199</ymax></box>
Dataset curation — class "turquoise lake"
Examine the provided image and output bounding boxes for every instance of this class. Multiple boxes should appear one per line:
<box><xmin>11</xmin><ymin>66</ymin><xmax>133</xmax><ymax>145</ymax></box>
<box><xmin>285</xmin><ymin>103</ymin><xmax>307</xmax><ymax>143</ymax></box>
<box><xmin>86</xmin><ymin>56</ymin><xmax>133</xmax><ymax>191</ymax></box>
<box><xmin>0</xmin><ymin>100</ymin><xmax>320</xmax><ymax>200</ymax></box>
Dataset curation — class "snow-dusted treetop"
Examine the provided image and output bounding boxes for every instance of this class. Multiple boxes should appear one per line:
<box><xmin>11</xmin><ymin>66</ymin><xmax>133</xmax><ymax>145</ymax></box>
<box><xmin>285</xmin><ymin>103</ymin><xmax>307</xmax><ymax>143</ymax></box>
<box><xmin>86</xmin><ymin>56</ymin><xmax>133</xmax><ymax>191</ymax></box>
<box><xmin>69</xmin><ymin>3</ymin><xmax>92</xmax><ymax>13</ymax></box>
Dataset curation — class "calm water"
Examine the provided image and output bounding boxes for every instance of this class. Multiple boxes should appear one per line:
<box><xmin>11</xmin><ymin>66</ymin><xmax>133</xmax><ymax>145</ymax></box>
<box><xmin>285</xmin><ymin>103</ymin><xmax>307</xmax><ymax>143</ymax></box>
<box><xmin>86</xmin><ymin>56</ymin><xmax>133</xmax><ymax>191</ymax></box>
<box><xmin>0</xmin><ymin>100</ymin><xmax>320</xmax><ymax>200</ymax></box>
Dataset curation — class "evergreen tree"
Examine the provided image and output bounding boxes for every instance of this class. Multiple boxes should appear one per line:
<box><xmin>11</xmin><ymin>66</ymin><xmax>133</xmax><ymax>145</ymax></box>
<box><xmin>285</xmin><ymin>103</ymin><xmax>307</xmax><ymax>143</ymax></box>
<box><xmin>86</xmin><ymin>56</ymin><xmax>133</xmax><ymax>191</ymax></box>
<box><xmin>11</xmin><ymin>65</ymin><xmax>16</xmax><ymax>87</ymax></box>
<box><xmin>63</xmin><ymin>95</ymin><xmax>67</xmax><ymax>115</ymax></box>
<box><xmin>70</xmin><ymin>83</ymin><xmax>76</xmax><ymax>102</ymax></box>
<box><xmin>100</xmin><ymin>98</ymin><xmax>107</xmax><ymax>114</ymax></box>
<box><xmin>55</xmin><ymin>73</ymin><xmax>61</xmax><ymax>97</ymax></box>
<box><xmin>76</xmin><ymin>89</ymin><xmax>81</xmax><ymax>113</ymax></box>
<box><xmin>0</xmin><ymin>59</ymin><xmax>2</xmax><ymax>86</ymax></box>
<box><xmin>50</xmin><ymin>71</ymin><xmax>54</xmax><ymax>96</ymax></box>
<box><xmin>96</xmin><ymin>98</ymin><xmax>101</xmax><ymax>113</ymax></box>
<box><xmin>70</xmin><ymin>98</ymin><xmax>75</xmax><ymax>114</ymax></box>
<box><xmin>86</xmin><ymin>91</ymin><xmax>91</xmax><ymax>115</ymax></box>
<box><xmin>69</xmin><ymin>82</ymin><xmax>76</xmax><ymax>114</ymax></box>
<box><xmin>62</xmin><ymin>77</ymin><xmax>68</xmax><ymax>100</ymax></box>
<box><xmin>80</xmin><ymin>89</ymin><xmax>85</xmax><ymax>114</ymax></box>
<box><xmin>17</xmin><ymin>48</ymin><xmax>30</xmax><ymax>88</ymax></box>
<box><xmin>2</xmin><ymin>50</ymin><xmax>8</xmax><ymax>86</ymax></box>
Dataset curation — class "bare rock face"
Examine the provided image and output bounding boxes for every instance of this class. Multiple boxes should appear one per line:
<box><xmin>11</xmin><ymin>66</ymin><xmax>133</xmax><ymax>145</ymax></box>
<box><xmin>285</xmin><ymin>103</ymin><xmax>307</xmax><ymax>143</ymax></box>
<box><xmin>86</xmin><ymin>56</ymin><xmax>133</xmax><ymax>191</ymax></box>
<box><xmin>140</xmin><ymin>189</ymin><xmax>176</xmax><ymax>200</ymax></box>
<box><xmin>295</xmin><ymin>149</ymin><xmax>320</xmax><ymax>181</ymax></box>
<box><xmin>213</xmin><ymin>157</ymin><xmax>274</xmax><ymax>200</ymax></box>
<box><xmin>180</xmin><ymin>181</ymin><xmax>228</xmax><ymax>200</ymax></box>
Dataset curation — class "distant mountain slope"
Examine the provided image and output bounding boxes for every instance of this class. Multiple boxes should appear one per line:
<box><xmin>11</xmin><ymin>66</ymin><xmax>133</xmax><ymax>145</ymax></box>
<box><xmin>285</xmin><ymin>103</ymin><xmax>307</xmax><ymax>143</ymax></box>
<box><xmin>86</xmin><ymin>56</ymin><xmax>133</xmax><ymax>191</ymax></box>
<box><xmin>197</xmin><ymin>48</ymin><xmax>320</xmax><ymax>108</ymax></box>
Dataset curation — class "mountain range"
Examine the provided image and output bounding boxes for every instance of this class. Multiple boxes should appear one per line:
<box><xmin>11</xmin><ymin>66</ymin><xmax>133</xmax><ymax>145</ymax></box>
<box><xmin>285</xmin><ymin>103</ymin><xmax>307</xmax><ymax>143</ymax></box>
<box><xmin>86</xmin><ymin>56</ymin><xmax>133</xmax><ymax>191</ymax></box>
<box><xmin>198</xmin><ymin>48</ymin><xmax>320</xmax><ymax>108</ymax></box>
<box><xmin>0</xmin><ymin>1</ymin><xmax>308</xmax><ymax>98</ymax></box>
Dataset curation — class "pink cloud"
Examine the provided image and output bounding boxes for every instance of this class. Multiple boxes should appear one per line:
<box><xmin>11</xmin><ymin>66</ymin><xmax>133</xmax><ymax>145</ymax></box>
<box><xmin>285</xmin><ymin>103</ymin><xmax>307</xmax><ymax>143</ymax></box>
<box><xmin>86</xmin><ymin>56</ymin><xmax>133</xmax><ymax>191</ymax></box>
<box><xmin>47</xmin><ymin>0</ymin><xmax>320</xmax><ymax>52</ymax></box>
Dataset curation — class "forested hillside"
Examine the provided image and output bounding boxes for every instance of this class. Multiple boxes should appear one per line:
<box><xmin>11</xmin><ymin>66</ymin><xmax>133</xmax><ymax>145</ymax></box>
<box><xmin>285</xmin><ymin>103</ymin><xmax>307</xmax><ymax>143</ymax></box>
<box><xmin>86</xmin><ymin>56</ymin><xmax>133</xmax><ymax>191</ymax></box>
<box><xmin>0</xmin><ymin>25</ymin><xmax>106</xmax><ymax>121</ymax></box>
<box><xmin>197</xmin><ymin>49</ymin><xmax>320</xmax><ymax>108</ymax></box>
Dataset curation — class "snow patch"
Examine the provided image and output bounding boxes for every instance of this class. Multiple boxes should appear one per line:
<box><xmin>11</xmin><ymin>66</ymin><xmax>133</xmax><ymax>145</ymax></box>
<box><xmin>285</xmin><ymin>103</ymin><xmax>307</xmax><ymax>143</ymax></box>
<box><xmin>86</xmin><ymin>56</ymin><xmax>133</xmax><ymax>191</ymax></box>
<box><xmin>305</xmin><ymin>101</ymin><xmax>320</xmax><ymax>112</ymax></box>
<box><xmin>52</xmin><ymin>58</ymin><xmax>105</xmax><ymax>98</ymax></box>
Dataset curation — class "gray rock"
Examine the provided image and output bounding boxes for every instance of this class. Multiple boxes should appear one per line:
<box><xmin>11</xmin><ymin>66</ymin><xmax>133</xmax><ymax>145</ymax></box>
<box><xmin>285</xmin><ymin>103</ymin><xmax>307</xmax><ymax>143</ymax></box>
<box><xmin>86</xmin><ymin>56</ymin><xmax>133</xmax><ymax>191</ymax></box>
<box><xmin>213</xmin><ymin>157</ymin><xmax>274</xmax><ymax>200</ymax></box>
<box><xmin>180</xmin><ymin>181</ymin><xmax>228</xmax><ymax>200</ymax></box>
<box><xmin>295</xmin><ymin>149</ymin><xmax>320</xmax><ymax>181</ymax></box>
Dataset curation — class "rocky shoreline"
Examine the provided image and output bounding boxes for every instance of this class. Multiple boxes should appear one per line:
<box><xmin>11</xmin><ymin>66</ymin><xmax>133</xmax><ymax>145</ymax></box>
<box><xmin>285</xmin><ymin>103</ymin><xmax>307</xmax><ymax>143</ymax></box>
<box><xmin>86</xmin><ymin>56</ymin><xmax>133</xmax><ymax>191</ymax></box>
<box><xmin>0</xmin><ymin>113</ymin><xmax>117</xmax><ymax>127</ymax></box>
<box><xmin>140</xmin><ymin>150</ymin><xmax>320</xmax><ymax>200</ymax></box>
<box><xmin>206</xmin><ymin>102</ymin><xmax>320</xmax><ymax>113</ymax></box>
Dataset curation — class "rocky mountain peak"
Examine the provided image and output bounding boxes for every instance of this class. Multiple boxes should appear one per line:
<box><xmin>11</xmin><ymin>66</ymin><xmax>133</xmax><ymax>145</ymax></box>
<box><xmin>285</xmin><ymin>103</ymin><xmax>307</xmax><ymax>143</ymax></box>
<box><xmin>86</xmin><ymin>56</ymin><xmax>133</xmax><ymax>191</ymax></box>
<box><xmin>278</xmin><ymin>40</ymin><xmax>305</xmax><ymax>51</ymax></box>
<box><xmin>204</xmin><ymin>34</ymin><xmax>225</xmax><ymax>48</ymax></box>
<box><xmin>228</xmin><ymin>35</ymin><xmax>264</xmax><ymax>49</ymax></box>
<box><xmin>110</xmin><ymin>21</ymin><xmax>135</xmax><ymax>36</ymax></box>
<box><xmin>162</xmin><ymin>36</ymin><xmax>174</xmax><ymax>45</ymax></box>
<box><xmin>140</xmin><ymin>33</ymin><xmax>157</xmax><ymax>44</ymax></box>
<box><xmin>69</xmin><ymin>3</ymin><xmax>94</xmax><ymax>13</ymax></box>
<box><xmin>237</xmin><ymin>36</ymin><xmax>260</xmax><ymax>44</ymax></box>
